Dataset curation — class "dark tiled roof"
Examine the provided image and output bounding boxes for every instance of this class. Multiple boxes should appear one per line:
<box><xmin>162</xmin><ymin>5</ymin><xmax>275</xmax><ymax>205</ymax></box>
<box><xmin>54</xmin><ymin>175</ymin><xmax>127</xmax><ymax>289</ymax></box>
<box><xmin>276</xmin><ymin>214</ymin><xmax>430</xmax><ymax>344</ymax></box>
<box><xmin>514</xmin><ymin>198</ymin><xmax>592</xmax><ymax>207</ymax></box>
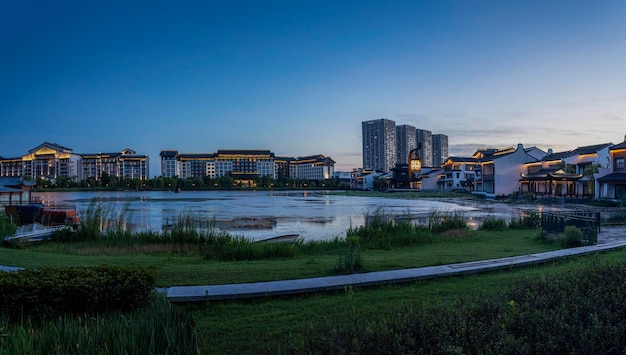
<box><xmin>610</xmin><ymin>141</ymin><xmax>626</xmax><ymax>151</ymax></box>
<box><xmin>160</xmin><ymin>150</ymin><xmax>179</xmax><ymax>157</ymax></box>
<box><xmin>81</xmin><ymin>152</ymin><xmax>122</xmax><ymax>158</ymax></box>
<box><xmin>542</xmin><ymin>150</ymin><xmax>573</xmax><ymax>161</ymax></box>
<box><xmin>571</xmin><ymin>143</ymin><xmax>612</xmax><ymax>155</ymax></box>
<box><xmin>28</xmin><ymin>142</ymin><xmax>73</xmax><ymax>154</ymax></box>
<box><xmin>217</xmin><ymin>150</ymin><xmax>274</xmax><ymax>157</ymax></box>
<box><xmin>178</xmin><ymin>153</ymin><xmax>215</xmax><ymax>159</ymax></box>
<box><xmin>446</xmin><ymin>157</ymin><xmax>479</xmax><ymax>163</ymax></box>
<box><xmin>0</xmin><ymin>177</ymin><xmax>25</xmax><ymax>187</ymax></box>
<box><xmin>597</xmin><ymin>173</ymin><xmax>626</xmax><ymax>183</ymax></box>
<box><xmin>521</xmin><ymin>168</ymin><xmax>582</xmax><ymax>180</ymax></box>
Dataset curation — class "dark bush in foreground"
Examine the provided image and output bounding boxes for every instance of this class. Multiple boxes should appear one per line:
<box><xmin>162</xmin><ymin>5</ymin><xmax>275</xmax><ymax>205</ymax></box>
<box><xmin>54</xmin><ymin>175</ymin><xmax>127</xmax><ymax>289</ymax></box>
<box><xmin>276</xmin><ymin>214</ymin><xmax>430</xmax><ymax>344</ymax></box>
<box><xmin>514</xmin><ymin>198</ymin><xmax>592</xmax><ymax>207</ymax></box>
<box><xmin>0</xmin><ymin>265</ymin><xmax>155</xmax><ymax>320</ymax></box>
<box><xmin>289</xmin><ymin>259</ymin><xmax>626</xmax><ymax>354</ymax></box>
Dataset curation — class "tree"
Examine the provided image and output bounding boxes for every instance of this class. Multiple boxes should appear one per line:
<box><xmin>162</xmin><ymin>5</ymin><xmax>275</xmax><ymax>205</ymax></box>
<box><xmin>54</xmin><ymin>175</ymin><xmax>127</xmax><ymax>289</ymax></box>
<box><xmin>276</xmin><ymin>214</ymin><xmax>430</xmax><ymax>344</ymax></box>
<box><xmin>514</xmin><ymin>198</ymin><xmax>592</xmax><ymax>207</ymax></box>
<box><xmin>583</xmin><ymin>163</ymin><xmax>601</xmax><ymax>197</ymax></box>
<box><xmin>373</xmin><ymin>176</ymin><xmax>388</xmax><ymax>191</ymax></box>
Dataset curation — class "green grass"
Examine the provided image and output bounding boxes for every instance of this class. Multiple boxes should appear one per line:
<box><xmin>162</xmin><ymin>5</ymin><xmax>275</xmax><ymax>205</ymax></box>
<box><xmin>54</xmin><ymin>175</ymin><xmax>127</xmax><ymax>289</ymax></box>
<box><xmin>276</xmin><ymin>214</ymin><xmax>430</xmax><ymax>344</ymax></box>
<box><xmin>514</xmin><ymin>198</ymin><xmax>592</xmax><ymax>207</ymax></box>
<box><xmin>187</xmin><ymin>250</ymin><xmax>626</xmax><ymax>353</ymax></box>
<box><xmin>0</xmin><ymin>229</ymin><xmax>558</xmax><ymax>286</ymax></box>
<box><xmin>2</xmin><ymin>220</ymin><xmax>623</xmax><ymax>353</ymax></box>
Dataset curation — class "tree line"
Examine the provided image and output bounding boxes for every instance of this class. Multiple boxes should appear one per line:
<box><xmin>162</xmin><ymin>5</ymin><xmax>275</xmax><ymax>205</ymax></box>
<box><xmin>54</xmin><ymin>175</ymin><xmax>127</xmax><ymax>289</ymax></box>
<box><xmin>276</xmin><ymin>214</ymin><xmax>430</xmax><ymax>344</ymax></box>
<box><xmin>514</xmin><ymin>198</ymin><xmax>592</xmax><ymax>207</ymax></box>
<box><xmin>34</xmin><ymin>172</ymin><xmax>347</xmax><ymax>191</ymax></box>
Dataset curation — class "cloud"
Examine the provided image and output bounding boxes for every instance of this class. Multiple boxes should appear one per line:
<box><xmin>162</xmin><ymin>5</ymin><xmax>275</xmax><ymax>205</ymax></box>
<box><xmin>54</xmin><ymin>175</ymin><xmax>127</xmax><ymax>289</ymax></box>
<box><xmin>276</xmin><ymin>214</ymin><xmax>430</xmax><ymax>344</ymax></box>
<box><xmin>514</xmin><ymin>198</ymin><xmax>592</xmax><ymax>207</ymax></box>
<box><xmin>394</xmin><ymin>113</ymin><xmax>431</xmax><ymax>125</ymax></box>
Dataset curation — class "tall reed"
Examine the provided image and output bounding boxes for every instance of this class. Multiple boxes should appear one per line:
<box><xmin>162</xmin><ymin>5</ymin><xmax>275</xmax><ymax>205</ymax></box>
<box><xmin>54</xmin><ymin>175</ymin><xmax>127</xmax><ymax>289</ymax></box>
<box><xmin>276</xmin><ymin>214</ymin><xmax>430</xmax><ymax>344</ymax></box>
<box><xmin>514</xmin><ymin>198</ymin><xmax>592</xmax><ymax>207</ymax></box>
<box><xmin>0</xmin><ymin>295</ymin><xmax>198</xmax><ymax>354</ymax></box>
<box><xmin>0</xmin><ymin>216</ymin><xmax>16</xmax><ymax>238</ymax></box>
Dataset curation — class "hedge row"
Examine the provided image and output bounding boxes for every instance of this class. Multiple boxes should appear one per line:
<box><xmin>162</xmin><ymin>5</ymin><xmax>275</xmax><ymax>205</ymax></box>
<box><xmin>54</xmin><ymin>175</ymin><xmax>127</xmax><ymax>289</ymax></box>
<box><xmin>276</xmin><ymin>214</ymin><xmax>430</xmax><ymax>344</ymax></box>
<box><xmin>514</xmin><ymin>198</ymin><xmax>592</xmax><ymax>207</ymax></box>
<box><xmin>0</xmin><ymin>265</ymin><xmax>156</xmax><ymax>320</ymax></box>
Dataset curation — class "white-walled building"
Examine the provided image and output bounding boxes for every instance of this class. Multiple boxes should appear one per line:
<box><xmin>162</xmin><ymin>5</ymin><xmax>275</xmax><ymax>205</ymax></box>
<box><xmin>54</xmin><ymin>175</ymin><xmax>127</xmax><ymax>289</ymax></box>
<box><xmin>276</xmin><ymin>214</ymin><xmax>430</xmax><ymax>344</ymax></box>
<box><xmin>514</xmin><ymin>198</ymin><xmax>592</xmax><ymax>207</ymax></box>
<box><xmin>473</xmin><ymin>144</ymin><xmax>545</xmax><ymax>198</ymax></box>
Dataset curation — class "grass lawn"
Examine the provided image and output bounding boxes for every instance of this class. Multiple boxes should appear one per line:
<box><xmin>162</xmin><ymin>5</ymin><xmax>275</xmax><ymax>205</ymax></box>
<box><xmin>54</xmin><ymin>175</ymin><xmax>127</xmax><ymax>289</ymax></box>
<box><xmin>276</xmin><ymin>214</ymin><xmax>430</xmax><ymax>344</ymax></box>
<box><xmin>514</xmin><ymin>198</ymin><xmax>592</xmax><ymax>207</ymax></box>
<box><xmin>1</xmin><ymin>225</ymin><xmax>624</xmax><ymax>352</ymax></box>
<box><xmin>0</xmin><ymin>229</ymin><xmax>559</xmax><ymax>286</ymax></box>
<box><xmin>188</xmin><ymin>249</ymin><xmax>626</xmax><ymax>353</ymax></box>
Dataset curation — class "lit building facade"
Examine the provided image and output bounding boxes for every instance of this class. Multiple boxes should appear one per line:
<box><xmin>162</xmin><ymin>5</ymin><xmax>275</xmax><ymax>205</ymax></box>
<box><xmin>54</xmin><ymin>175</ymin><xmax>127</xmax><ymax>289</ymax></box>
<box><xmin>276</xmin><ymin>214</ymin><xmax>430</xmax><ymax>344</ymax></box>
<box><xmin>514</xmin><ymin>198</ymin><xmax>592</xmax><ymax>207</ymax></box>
<box><xmin>289</xmin><ymin>155</ymin><xmax>335</xmax><ymax>181</ymax></box>
<box><xmin>432</xmin><ymin>134</ymin><xmax>449</xmax><ymax>168</ymax></box>
<box><xmin>362</xmin><ymin>118</ymin><xmax>396</xmax><ymax>172</ymax></box>
<box><xmin>178</xmin><ymin>154</ymin><xmax>216</xmax><ymax>179</ymax></box>
<box><xmin>396</xmin><ymin>124</ymin><xmax>417</xmax><ymax>166</ymax></box>
<box><xmin>0</xmin><ymin>142</ymin><xmax>81</xmax><ymax>180</ymax></box>
<box><xmin>80</xmin><ymin>148</ymin><xmax>149</xmax><ymax>180</ymax></box>
<box><xmin>160</xmin><ymin>150</ymin><xmax>336</xmax><ymax>181</ymax></box>
<box><xmin>160</xmin><ymin>150</ymin><xmax>180</xmax><ymax>178</ymax></box>
<box><xmin>0</xmin><ymin>143</ymin><xmax>149</xmax><ymax>181</ymax></box>
<box><xmin>416</xmin><ymin>129</ymin><xmax>433</xmax><ymax>167</ymax></box>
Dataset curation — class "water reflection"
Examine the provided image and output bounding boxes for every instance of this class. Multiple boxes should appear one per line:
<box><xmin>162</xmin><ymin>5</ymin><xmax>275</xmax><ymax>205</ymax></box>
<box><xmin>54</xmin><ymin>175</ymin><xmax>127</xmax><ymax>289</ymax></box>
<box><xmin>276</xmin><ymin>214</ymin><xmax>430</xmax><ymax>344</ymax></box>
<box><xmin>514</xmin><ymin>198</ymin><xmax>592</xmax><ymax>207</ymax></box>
<box><xmin>32</xmin><ymin>190</ymin><xmax>561</xmax><ymax>241</ymax></box>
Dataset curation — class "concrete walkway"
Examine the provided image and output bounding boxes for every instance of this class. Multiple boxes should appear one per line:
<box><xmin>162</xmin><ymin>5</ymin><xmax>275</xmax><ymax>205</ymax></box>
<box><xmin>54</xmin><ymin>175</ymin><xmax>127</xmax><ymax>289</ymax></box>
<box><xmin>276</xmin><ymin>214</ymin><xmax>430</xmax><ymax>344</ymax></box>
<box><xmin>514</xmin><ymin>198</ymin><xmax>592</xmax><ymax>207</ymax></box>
<box><xmin>4</xmin><ymin>227</ymin><xmax>626</xmax><ymax>303</ymax></box>
<box><xmin>164</xmin><ymin>240</ymin><xmax>626</xmax><ymax>302</ymax></box>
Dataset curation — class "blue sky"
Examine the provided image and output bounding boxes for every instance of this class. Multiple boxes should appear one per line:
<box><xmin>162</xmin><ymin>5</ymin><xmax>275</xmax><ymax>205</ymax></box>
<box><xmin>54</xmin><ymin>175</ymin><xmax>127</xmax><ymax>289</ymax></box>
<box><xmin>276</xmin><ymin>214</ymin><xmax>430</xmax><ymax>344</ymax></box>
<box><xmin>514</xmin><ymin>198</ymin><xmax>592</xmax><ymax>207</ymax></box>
<box><xmin>2</xmin><ymin>1</ymin><xmax>625</xmax><ymax>174</ymax></box>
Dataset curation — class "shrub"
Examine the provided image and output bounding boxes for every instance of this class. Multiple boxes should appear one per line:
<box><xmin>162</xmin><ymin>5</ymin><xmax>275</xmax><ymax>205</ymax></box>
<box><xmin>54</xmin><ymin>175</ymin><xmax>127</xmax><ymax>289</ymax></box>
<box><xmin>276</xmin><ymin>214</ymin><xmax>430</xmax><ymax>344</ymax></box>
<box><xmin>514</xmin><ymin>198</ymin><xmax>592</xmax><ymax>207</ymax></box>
<box><xmin>562</xmin><ymin>225</ymin><xmax>583</xmax><ymax>248</ymax></box>
<box><xmin>479</xmin><ymin>216</ymin><xmax>508</xmax><ymax>231</ymax></box>
<box><xmin>0</xmin><ymin>265</ymin><xmax>156</xmax><ymax>321</ymax></box>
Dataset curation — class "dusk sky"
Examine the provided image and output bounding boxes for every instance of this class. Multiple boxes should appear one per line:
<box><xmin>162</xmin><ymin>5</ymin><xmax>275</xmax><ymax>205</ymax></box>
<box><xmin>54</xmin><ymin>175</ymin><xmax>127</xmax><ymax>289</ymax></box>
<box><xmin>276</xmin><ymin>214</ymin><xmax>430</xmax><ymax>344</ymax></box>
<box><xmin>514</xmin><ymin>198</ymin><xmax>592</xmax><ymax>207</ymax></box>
<box><xmin>2</xmin><ymin>1</ymin><xmax>625</xmax><ymax>174</ymax></box>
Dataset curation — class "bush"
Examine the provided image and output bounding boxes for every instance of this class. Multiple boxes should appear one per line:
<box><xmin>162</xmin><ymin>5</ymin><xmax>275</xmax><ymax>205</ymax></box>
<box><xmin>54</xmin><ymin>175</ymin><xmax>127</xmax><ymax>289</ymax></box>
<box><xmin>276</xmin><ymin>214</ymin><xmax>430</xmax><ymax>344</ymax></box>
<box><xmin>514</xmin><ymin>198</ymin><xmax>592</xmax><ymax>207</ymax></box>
<box><xmin>0</xmin><ymin>265</ymin><xmax>156</xmax><ymax>321</ymax></box>
<box><xmin>562</xmin><ymin>225</ymin><xmax>583</xmax><ymax>248</ymax></box>
<box><xmin>479</xmin><ymin>216</ymin><xmax>508</xmax><ymax>231</ymax></box>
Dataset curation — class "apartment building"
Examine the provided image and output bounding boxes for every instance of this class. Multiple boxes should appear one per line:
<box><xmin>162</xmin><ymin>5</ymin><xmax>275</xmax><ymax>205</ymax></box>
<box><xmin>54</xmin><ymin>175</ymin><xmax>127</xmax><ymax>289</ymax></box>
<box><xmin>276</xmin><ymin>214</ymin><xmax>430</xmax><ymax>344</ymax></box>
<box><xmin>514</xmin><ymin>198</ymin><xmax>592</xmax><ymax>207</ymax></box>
<box><xmin>81</xmin><ymin>148</ymin><xmax>149</xmax><ymax>180</ymax></box>
<box><xmin>432</xmin><ymin>134</ymin><xmax>448</xmax><ymax>168</ymax></box>
<box><xmin>289</xmin><ymin>155</ymin><xmax>335</xmax><ymax>181</ymax></box>
<box><xmin>0</xmin><ymin>143</ymin><xmax>149</xmax><ymax>181</ymax></box>
<box><xmin>396</xmin><ymin>125</ymin><xmax>417</xmax><ymax>166</ymax></box>
<box><xmin>160</xmin><ymin>150</ymin><xmax>336</xmax><ymax>181</ymax></box>
<box><xmin>362</xmin><ymin>118</ymin><xmax>397</xmax><ymax>172</ymax></box>
<box><xmin>416</xmin><ymin>129</ymin><xmax>433</xmax><ymax>167</ymax></box>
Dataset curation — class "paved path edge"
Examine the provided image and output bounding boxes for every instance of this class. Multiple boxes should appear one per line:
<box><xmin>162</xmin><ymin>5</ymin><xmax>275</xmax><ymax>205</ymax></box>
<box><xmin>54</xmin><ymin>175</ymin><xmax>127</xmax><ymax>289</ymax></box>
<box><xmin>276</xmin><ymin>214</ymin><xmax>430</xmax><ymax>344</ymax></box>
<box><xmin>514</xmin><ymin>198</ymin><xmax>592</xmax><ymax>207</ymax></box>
<box><xmin>163</xmin><ymin>241</ymin><xmax>626</xmax><ymax>303</ymax></box>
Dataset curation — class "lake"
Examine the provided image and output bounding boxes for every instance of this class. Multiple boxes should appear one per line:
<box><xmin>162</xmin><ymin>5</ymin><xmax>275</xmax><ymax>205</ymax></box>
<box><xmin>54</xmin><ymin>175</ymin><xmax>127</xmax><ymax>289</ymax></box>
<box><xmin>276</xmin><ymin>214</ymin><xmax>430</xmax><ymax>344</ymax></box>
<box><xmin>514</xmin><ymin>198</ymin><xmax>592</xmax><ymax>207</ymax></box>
<box><xmin>32</xmin><ymin>190</ymin><xmax>556</xmax><ymax>241</ymax></box>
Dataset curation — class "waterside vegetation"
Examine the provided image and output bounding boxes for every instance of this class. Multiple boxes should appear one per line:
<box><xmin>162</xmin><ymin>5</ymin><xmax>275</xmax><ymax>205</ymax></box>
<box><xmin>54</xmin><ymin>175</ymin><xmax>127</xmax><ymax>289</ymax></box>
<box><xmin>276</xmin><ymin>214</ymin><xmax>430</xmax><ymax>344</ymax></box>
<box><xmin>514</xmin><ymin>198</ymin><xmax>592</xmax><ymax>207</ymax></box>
<box><xmin>1</xmin><ymin>206</ymin><xmax>624</xmax><ymax>353</ymax></box>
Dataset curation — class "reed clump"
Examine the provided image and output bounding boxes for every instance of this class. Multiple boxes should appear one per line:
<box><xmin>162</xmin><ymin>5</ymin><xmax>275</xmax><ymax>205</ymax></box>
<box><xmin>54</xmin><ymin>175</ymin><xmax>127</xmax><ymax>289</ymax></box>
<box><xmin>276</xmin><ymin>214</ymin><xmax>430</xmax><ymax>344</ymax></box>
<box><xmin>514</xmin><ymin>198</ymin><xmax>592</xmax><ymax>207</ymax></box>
<box><xmin>0</xmin><ymin>295</ymin><xmax>198</xmax><ymax>354</ymax></box>
<box><xmin>0</xmin><ymin>216</ymin><xmax>17</xmax><ymax>239</ymax></box>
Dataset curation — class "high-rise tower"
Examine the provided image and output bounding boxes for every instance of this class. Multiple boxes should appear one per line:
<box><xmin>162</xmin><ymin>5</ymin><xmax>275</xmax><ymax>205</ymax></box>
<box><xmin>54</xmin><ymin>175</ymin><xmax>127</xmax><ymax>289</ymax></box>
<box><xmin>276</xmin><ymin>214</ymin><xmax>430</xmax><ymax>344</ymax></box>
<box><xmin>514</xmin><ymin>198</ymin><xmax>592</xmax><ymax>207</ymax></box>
<box><xmin>416</xmin><ymin>129</ymin><xmax>433</xmax><ymax>167</ymax></box>
<box><xmin>362</xmin><ymin>119</ymin><xmax>397</xmax><ymax>172</ymax></box>
<box><xmin>396</xmin><ymin>124</ymin><xmax>417</xmax><ymax>166</ymax></box>
<box><xmin>432</xmin><ymin>134</ymin><xmax>449</xmax><ymax>168</ymax></box>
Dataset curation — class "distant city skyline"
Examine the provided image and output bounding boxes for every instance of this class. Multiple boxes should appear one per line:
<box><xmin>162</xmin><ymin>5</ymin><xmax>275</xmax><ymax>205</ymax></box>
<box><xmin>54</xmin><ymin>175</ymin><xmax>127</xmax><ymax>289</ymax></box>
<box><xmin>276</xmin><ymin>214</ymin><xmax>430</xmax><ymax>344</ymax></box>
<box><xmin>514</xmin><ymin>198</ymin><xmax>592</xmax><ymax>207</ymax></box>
<box><xmin>2</xmin><ymin>1</ymin><xmax>625</xmax><ymax>175</ymax></box>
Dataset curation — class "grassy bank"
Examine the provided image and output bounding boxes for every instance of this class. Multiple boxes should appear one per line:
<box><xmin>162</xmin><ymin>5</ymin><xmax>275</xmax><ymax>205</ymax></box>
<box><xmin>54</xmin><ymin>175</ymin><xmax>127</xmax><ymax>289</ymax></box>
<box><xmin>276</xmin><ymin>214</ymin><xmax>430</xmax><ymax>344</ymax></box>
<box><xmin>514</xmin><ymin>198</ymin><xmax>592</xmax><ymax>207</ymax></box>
<box><xmin>1</xmin><ymin>228</ymin><xmax>559</xmax><ymax>286</ymax></box>
<box><xmin>2</xmin><ymin>207</ymin><xmax>617</xmax><ymax>353</ymax></box>
<box><xmin>189</xmin><ymin>250</ymin><xmax>626</xmax><ymax>353</ymax></box>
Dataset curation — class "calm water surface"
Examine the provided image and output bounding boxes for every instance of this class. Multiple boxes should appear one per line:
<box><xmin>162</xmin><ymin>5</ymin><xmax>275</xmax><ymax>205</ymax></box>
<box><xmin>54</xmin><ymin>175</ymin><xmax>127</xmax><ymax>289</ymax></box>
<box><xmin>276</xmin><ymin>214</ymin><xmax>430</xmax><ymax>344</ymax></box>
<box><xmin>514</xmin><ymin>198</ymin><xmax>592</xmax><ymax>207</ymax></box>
<box><xmin>33</xmin><ymin>190</ymin><xmax>546</xmax><ymax>241</ymax></box>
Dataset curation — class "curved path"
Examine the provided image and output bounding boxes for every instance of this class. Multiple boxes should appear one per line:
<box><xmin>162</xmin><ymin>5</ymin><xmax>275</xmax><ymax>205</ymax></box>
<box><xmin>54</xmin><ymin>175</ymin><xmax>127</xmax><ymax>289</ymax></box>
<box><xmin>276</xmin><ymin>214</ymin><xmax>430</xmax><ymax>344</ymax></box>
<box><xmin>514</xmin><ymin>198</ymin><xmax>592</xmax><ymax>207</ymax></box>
<box><xmin>3</xmin><ymin>227</ymin><xmax>626</xmax><ymax>303</ymax></box>
<box><xmin>163</xmin><ymin>240</ymin><xmax>626</xmax><ymax>302</ymax></box>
